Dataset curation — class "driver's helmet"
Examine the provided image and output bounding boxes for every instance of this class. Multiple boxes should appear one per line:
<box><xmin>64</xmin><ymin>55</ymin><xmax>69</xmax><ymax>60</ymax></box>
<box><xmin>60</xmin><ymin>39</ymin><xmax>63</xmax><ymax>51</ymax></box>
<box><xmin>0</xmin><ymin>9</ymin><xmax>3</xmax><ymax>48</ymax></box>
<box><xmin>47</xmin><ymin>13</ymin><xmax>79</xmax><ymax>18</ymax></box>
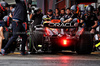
<box><xmin>86</xmin><ymin>5</ymin><xmax>94</xmax><ymax>13</ymax></box>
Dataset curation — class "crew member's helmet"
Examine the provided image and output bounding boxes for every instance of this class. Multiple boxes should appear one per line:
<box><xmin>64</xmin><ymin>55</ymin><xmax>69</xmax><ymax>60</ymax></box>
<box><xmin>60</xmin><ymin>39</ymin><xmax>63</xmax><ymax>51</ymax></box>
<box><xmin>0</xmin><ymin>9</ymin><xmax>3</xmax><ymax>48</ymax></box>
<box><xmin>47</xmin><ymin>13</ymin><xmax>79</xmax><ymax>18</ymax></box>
<box><xmin>0</xmin><ymin>1</ymin><xmax>8</xmax><ymax>8</ymax></box>
<box><xmin>79</xmin><ymin>4</ymin><xmax>85</xmax><ymax>12</ymax></box>
<box><xmin>91</xmin><ymin>3</ymin><xmax>97</xmax><ymax>11</ymax></box>
<box><xmin>86</xmin><ymin>5</ymin><xmax>94</xmax><ymax>13</ymax></box>
<box><xmin>34</xmin><ymin>7</ymin><xmax>41</xmax><ymax>13</ymax></box>
<box><xmin>71</xmin><ymin>5</ymin><xmax>79</xmax><ymax>14</ymax></box>
<box><xmin>0</xmin><ymin>1</ymin><xmax>8</xmax><ymax>11</ymax></box>
<box><xmin>71</xmin><ymin>5</ymin><xmax>77</xmax><ymax>12</ymax></box>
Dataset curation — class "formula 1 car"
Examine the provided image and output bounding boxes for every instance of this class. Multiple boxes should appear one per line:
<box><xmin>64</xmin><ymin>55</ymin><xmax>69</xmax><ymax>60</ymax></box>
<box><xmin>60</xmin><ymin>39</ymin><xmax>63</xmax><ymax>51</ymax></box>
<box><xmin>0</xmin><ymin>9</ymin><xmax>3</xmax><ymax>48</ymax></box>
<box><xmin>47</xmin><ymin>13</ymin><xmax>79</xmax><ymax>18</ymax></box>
<box><xmin>29</xmin><ymin>19</ymin><xmax>93</xmax><ymax>54</ymax></box>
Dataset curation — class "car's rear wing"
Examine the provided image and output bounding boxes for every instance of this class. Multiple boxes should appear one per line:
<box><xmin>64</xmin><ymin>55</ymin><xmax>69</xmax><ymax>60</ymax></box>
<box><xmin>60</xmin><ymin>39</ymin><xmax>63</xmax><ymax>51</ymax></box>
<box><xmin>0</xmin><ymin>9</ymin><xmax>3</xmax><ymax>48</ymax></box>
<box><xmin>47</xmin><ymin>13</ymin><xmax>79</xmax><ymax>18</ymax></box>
<box><xmin>43</xmin><ymin>23</ymin><xmax>77</xmax><ymax>29</ymax></box>
<box><xmin>34</xmin><ymin>22</ymin><xmax>78</xmax><ymax>29</ymax></box>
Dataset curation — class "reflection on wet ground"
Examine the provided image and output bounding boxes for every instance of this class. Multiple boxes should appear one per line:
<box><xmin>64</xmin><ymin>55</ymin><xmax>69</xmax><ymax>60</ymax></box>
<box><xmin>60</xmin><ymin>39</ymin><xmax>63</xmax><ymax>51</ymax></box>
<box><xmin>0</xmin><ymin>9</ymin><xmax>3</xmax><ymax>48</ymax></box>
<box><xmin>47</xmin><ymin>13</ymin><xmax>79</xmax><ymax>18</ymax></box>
<box><xmin>0</xmin><ymin>51</ymin><xmax>100</xmax><ymax>66</ymax></box>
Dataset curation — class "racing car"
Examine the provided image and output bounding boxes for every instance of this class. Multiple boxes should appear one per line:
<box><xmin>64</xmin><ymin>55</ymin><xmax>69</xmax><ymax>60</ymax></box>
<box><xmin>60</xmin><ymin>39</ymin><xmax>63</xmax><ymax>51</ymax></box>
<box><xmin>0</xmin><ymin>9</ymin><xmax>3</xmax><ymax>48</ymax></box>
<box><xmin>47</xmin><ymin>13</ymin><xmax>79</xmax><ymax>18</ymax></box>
<box><xmin>29</xmin><ymin>19</ymin><xmax>93</xmax><ymax>54</ymax></box>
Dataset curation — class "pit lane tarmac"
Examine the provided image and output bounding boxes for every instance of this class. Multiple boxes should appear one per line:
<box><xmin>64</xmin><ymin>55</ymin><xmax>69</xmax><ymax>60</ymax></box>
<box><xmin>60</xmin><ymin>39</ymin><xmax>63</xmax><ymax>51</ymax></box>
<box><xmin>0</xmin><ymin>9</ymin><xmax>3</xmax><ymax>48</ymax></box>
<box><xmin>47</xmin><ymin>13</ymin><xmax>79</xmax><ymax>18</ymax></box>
<box><xmin>0</xmin><ymin>51</ymin><xmax>100</xmax><ymax>66</ymax></box>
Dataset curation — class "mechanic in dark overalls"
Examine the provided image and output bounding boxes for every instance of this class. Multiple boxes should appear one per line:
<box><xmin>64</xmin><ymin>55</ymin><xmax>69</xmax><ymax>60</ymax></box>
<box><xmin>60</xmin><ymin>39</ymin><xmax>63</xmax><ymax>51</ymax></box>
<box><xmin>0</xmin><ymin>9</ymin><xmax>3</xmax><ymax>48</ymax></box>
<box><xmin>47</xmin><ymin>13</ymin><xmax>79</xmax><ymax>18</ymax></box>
<box><xmin>1</xmin><ymin>0</ymin><xmax>27</xmax><ymax>55</ymax></box>
<box><xmin>81</xmin><ymin>5</ymin><xmax>98</xmax><ymax>33</ymax></box>
<box><xmin>63</xmin><ymin>5</ymin><xmax>79</xmax><ymax>23</ymax></box>
<box><xmin>42</xmin><ymin>9</ymin><xmax>54</xmax><ymax>24</ymax></box>
<box><xmin>64</xmin><ymin>8</ymin><xmax>72</xmax><ymax>20</ymax></box>
<box><xmin>30</xmin><ymin>8</ymin><xmax>43</xmax><ymax>26</ymax></box>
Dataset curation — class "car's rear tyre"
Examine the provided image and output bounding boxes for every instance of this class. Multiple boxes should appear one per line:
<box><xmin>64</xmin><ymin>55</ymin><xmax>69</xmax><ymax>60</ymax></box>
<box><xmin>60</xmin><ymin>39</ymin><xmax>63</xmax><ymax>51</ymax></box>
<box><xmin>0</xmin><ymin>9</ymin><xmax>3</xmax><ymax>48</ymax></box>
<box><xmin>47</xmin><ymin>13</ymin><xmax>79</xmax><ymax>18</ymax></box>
<box><xmin>76</xmin><ymin>32</ymin><xmax>93</xmax><ymax>54</ymax></box>
<box><xmin>30</xmin><ymin>31</ymin><xmax>44</xmax><ymax>52</ymax></box>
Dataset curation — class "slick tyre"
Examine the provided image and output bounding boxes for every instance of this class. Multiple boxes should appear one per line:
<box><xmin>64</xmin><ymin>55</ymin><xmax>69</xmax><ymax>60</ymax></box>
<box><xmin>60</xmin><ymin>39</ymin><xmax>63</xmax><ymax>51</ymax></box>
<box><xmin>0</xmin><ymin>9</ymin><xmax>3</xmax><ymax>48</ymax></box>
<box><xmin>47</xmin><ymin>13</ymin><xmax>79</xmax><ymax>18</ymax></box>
<box><xmin>76</xmin><ymin>32</ymin><xmax>93</xmax><ymax>54</ymax></box>
<box><xmin>31</xmin><ymin>31</ymin><xmax>44</xmax><ymax>51</ymax></box>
